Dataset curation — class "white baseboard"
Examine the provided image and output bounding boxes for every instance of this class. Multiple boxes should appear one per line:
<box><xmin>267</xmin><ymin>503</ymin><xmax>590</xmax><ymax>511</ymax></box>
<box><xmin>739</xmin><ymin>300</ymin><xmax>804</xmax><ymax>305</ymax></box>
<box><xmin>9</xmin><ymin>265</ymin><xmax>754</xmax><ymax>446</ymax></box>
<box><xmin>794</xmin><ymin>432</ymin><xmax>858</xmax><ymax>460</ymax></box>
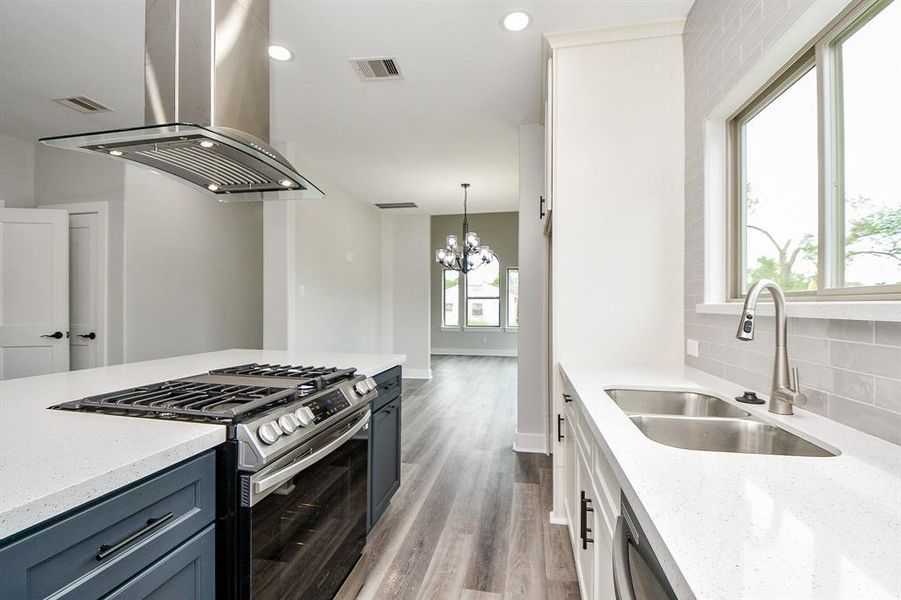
<box><xmin>432</xmin><ymin>348</ymin><xmax>517</xmax><ymax>357</ymax></box>
<box><xmin>513</xmin><ymin>431</ymin><xmax>547</xmax><ymax>454</ymax></box>
<box><xmin>403</xmin><ymin>368</ymin><xmax>432</xmax><ymax>380</ymax></box>
<box><xmin>549</xmin><ymin>510</ymin><xmax>568</xmax><ymax>526</ymax></box>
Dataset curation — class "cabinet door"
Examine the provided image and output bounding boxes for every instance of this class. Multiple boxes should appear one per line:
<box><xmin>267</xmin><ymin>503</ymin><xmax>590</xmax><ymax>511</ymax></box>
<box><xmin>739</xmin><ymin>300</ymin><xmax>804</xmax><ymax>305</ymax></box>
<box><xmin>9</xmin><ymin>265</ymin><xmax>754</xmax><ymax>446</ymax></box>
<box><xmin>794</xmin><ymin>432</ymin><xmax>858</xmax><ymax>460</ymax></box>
<box><xmin>543</xmin><ymin>56</ymin><xmax>554</xmax><ymax>216</ymax></box>
<box><xmin>588</xmin><ymin>477</ymin><xmax>615</xmax><ymax>600</ymax></box>
<box><xmin>369</xmin><ymin>400</ymin><xmax>401</xmax><ymax>529</ymax></box>
<box><xmin>576</xmin><ymin>446</ymin><xmax>595</xmax><ymax>599</ymax></box>
<box><xmin>562</xmin><ymin>412</ymin><xmax>577</xmax><ymax>541</ymax></box>
<box><xmin>103</xmin><ymin>525</ymin><xmax>215</xmax><ymax>600</ymax></box>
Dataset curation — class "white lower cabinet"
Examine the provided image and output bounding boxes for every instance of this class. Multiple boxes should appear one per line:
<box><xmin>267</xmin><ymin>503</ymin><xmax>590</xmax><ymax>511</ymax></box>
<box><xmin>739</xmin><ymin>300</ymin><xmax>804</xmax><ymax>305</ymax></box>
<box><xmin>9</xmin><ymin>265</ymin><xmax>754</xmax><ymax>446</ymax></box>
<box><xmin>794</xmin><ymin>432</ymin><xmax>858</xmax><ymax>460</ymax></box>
<box><xmin>560</xmin><ymin>385</ymin><xmax>617</xmax><ymax>600</ymax></box>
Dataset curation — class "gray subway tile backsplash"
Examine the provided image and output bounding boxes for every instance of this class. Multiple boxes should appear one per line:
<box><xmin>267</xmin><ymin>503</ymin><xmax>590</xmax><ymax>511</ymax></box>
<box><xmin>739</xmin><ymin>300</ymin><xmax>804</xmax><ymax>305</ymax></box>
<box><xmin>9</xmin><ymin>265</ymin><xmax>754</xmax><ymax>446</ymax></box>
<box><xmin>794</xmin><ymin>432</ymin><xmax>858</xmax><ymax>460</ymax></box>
<box><xmin>875</xmin><ymin>322</ymin><xmax>901</xmax><ymax>347</ymax></box>
<box><xmin>683</xmin><ymin>0</ymin><xmax>901</xmax><ymax>446</ymax></box>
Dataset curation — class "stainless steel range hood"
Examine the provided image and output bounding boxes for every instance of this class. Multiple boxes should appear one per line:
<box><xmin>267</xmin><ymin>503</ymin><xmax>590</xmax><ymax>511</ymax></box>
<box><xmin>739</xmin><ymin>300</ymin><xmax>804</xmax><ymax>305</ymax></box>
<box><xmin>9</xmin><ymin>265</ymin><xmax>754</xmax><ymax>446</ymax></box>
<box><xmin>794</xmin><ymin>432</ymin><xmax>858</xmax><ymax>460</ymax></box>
<box><xmin>39</xmin><ymin>0</ymin><xmax>323</xmax><ymax>202</ymax></box>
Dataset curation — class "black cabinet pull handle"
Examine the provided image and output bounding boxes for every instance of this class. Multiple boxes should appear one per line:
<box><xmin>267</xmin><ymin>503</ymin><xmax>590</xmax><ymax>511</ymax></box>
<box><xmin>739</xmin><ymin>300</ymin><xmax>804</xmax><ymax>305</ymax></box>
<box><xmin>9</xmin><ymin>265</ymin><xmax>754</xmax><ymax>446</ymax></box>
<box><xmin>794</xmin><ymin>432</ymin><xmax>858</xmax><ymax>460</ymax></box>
<box><xmin>557</xmin><ymin>414</ymin><xmax>564</xmax><ymax>442</ymax></box>
<box><xmin>580</xmin><ymin>491</ymin><xmax>594</xmax><ymax>549</ymax></box>
<box><xmin>78</xmin><ymin>332</ymin><xmax>96</xmax><ymax>340</ymax></box>
<box><xmin>40</xmin><ymin>331</ymin><xmax>64</xmax><ymax>339</ymax></box>
<box><xmin>563</xmin><ymin>393</ymin><xmax>573</xmax><ymax>403</ymax></box>
<box><xmin>96</xmin><ymin>512</ymin><xmax>174</xmax><ymax>561</ymax></box>
<box><xmin>539</xmin><ymin>195</ymin><xmax>546</xmax><ymax>219</ymax></box>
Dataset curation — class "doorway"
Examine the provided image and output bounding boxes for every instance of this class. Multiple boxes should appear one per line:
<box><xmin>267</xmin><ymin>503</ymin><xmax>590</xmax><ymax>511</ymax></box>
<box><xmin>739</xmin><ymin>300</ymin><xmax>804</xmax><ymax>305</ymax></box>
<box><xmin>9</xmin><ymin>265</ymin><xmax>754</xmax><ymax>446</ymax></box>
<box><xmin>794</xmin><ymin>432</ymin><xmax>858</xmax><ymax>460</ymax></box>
<box><xmin>0</xmin><ymin>202</ymin><xmax>108</xmax><ymax>379</ymax></box>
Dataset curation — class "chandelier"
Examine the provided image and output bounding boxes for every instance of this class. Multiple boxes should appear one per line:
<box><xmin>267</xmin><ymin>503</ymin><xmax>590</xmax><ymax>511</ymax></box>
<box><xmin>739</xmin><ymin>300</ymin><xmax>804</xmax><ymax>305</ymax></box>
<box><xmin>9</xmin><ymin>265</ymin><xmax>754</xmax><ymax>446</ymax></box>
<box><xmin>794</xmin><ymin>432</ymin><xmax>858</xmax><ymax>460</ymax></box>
<box><xmin>435</xmin><ymin>183</ymin><xmax>496</xmax><ymax>274</ymax></box>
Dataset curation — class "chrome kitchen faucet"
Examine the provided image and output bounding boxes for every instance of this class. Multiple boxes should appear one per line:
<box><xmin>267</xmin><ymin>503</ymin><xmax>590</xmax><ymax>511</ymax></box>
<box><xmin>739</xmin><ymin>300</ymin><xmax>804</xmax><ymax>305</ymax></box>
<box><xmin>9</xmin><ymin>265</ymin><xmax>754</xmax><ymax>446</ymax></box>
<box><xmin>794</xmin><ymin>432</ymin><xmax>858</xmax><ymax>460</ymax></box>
<box><xmin>736</xmin><ymin>279</ymin><xmax>807</xmax><ymax>415</ymax></box>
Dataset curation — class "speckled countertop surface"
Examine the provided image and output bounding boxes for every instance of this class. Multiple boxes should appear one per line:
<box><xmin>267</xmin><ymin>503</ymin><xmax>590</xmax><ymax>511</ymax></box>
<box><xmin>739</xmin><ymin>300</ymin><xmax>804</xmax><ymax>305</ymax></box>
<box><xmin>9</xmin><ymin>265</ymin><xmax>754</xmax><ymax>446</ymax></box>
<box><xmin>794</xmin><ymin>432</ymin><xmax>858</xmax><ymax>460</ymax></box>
<box><xmin>0</xmin><ymin>349</ymin><xmax>405</xmax><ymax>541</ymax></box>
<box><xmin>560</xmin><ymin>361</ymin><xmax>901</xmax><ymax>600</ymax></box>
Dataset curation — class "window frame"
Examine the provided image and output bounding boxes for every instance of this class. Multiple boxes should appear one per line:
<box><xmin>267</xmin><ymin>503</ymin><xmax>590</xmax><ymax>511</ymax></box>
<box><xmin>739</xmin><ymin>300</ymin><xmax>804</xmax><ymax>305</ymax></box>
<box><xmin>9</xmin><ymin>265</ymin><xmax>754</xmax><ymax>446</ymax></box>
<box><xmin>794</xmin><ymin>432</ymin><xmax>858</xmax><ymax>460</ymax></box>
<box><xmin>727</xmin><ymin>0</ymin><xmax>901</xmax><ymax>302</ymax></box>
<box><xmin>464</xmin><ymin>260</ymin><xmax>502</xmax><ymax>329</ymax></box>
<box><xmin>441</xmin><ymin>270</ymin><xmax>461</xmax><ymax>329</ymax></box>
<box><xmin>505</xmin><ymin>267</ymin><xmax>519</xmax><ymax>330</ymax></box>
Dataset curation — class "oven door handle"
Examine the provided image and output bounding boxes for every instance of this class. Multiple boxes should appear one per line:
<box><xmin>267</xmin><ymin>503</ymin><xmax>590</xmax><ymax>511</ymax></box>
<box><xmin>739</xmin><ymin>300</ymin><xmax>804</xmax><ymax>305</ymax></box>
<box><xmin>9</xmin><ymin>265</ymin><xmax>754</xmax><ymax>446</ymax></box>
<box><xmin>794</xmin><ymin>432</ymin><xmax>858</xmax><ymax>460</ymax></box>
<box><xmin>250</xmin><ymin>410</ymin><xmax>371</xmax><ymax>505</ymax></box>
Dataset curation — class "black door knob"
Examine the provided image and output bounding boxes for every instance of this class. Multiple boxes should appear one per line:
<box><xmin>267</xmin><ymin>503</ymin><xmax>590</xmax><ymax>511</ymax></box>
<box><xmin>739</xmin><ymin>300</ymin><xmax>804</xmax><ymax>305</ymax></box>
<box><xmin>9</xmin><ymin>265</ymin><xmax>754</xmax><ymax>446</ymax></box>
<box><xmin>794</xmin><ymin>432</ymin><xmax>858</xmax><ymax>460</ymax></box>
<box><xmin>78</xmin><ymin>332</ymin><xmax>97</xmax><ymax>340</ymax></box>
<box><xmin>41</xmin><ymin>331</ymin><xmax>64</xmax><ymax>340</ymax></box>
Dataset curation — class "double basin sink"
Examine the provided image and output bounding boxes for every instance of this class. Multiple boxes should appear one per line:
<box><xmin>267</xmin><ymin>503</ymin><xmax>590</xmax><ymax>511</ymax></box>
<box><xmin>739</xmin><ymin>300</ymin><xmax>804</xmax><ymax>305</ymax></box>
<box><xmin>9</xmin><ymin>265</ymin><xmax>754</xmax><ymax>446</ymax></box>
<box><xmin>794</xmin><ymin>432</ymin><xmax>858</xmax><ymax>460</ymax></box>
<box><xmin>606</xmin><ymin>389</ymin><xmax>836</xmax><ymax>457</ymax></box>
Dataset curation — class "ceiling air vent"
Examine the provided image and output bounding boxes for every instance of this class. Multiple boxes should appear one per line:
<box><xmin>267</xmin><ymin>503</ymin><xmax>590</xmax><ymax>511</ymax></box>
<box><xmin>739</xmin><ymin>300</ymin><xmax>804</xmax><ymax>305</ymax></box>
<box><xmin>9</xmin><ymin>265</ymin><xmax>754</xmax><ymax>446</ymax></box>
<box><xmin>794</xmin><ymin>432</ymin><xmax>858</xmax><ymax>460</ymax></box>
<box><xmin>350</xmin><ymin>57</ymin><xmax>403</xmax><ymax>81</ymax></box>
<box><xmin>54</xmin><ymin>96</ymin><xmax>112</xmax><ymax>113</ymax></box>
<box><xmin>375</xmin><ymin>202</ymin><xmax>418</xmax><ymax>209</ymax></box>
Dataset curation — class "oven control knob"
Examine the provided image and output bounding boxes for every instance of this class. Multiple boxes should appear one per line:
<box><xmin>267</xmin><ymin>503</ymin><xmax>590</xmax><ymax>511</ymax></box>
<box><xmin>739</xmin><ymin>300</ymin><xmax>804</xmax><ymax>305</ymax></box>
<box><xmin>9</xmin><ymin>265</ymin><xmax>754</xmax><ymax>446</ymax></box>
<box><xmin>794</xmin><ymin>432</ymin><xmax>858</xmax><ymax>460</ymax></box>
<box><xmin>278</xmin><ymin>413</ymin><xmax>300</xmax><ymax>434</ymax></box>
<box><xmin>354</xmin><ymin>381</ymin><xmax>368</xmax><ymax>396</ymax></box>
<box><xmin>294</xmin><ymin>406</ymin><xmax>314</xmax><ymax>427</ymax></box>
<box><xmin>258</xmin><ymin>422</ymin><xmax>282</xmax><ymax>445</ymax></box>
<box><xmin>365</xmin><ymin>377</ymin><xmax>377</xmax><ymax>391</ymax></box>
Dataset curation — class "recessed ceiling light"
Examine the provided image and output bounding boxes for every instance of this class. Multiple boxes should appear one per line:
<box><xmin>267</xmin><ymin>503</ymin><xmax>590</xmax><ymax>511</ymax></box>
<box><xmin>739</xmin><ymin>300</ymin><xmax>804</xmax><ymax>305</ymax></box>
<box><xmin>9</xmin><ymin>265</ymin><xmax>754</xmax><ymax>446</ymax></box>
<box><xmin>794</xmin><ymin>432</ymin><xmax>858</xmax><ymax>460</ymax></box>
<box><xmin>207</xmin><ymin>184</ymin><xmax>220</xmax><ymax>191</ymax></box>
<box><xmin>268</xmin><ymin>45</ymin><xmax>293</xmax><ymax>61</ymax></box>
<box><xmin>108</xmin><ymin>149</ymin><xmax>123</xmax><ymax>156</ymax></box>
<box><xmin>501</xmin><ymin>11</ymin><xmax>531</xmax><ymax>32</ymax></box>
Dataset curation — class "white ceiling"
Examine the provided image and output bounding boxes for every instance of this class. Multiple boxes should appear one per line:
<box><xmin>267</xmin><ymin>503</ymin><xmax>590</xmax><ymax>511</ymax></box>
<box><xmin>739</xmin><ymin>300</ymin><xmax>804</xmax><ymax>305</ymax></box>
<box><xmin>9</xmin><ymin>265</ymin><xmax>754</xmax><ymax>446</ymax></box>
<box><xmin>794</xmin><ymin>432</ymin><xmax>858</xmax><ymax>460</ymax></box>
<box><xmin>0</xmin><ymin>0</ymin><xmax>694</xmax><ymax>214</ymax></box>
<box><xmin>270</xmin><ymin>0</ymin><xmax>693</xmax><ymax>213</ymax></box>
<box><xmin>0</xmin><ymin>1</ymin><xmax>144</xmax><ymax>141</ymax></box>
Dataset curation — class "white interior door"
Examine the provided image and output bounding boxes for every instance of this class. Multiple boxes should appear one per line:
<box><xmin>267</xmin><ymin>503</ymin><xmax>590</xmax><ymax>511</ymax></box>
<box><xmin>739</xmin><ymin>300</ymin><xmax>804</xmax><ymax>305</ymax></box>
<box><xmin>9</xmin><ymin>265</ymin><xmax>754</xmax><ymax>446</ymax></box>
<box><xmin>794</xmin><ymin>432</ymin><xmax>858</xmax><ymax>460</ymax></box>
<box><xmin>68</xmin><ymin>212</ymin><xmax>101</xmax><ymax>369</ymax></box>
<box><xmin>0</xmin><ymin>208</ymin><xmax>69</xmax><ymax>379</ymax></box>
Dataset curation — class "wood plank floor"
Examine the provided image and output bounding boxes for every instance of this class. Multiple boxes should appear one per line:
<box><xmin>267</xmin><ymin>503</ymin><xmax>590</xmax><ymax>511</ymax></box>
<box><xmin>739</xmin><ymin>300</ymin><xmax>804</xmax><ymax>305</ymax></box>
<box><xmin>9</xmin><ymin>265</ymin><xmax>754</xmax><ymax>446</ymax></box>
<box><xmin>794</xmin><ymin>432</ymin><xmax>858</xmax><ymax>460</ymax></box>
<box><xmin>357</xmin><ymin>355</ymin><xmax>580</xmax><ymax>600</ymax></box>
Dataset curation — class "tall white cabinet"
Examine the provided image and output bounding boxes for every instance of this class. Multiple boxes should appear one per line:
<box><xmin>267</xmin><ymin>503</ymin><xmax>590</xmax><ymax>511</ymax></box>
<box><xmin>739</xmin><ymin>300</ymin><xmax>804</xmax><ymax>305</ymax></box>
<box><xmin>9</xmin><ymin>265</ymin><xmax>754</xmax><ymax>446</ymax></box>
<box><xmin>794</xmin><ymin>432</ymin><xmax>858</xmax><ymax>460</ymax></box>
<box><xmin>543</xmin><ymin>21</ymin><xmax>686</xmax><ymax>600</ymax></box>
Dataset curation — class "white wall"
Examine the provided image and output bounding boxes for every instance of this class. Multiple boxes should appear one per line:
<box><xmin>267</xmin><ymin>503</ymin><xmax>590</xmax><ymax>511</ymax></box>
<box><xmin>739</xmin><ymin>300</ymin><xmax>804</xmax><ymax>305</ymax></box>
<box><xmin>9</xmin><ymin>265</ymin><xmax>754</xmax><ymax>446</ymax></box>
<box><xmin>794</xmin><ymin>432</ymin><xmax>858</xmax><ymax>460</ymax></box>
<box><xmin>34</xmin><ymin>145</ymin><xmax>128</xmax><ymax>364</ymax></box>
<box><xmin>289</xmin><ymin>174</ymin><xmax>383</xmax><ymax>354</ymax></box>
<box><xmin>383</xmin><ymin>214</ymin><xmax>431</xmax><ymax>378</ymax></box>
<box><xmin>553</xmin><ymin>29</ymin><xmax>685</xmax><ymax>369</ymax></box>
<box><xmin>0</xmin><ymin>133</ymin><xmax>35</xmax><ymax>208</ymax></box>
<box><xmin>122</xmin><ymin>167</ymin><xmax>264</xmax><ymax>362</ymax></box>
<box><xmin>515</xmin><ymin>124</ymin><xmax>548</xmax><ymax>452</ymax></box>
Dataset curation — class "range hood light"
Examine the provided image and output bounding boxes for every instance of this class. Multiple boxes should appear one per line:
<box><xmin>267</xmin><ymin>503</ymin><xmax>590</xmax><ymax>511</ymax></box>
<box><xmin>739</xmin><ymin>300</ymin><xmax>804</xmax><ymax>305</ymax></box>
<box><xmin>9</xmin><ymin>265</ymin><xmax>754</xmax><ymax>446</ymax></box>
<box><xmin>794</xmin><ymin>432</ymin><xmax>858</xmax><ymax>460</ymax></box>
<box><xmin>199</xmin><ymin>140</ymin><xmax>215</xmax><ymax>148</ymax></box>
<box><xmin>268</xmin><ymin>45</ymin><xmax>293</xmax><ymax>61</ymax></box>
<box><xmin>207</xmin><ymin>184</ymin><xmax>220</xmax><ymax>191</ymax></box>
<box><xmin>109</xmin><ymin>149</ymin><xmax>123</xmax><ymax>156</ymax></box>
<box><xmin>279</xmin><ymin>179</ymin><xmax>294</xmax><ymax>188</ymax></box>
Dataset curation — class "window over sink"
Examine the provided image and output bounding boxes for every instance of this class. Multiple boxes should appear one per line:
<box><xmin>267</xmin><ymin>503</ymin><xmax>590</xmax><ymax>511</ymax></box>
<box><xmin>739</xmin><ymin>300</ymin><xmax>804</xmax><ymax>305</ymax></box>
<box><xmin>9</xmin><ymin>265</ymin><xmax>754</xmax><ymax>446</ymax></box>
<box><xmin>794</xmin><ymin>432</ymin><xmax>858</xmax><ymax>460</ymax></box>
<box><xmin>728</xmin><ymin>0</ymin><xmax>901</xmax><ymax>300</ymax></box>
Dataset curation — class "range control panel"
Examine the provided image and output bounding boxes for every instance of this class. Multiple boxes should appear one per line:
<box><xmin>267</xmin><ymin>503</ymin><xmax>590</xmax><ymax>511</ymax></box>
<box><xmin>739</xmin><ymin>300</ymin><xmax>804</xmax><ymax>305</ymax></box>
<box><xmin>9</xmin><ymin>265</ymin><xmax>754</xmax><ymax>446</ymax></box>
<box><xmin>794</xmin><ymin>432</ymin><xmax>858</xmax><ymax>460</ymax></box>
<box><xmin>307</xmin><ymin>389</ymin><xmax>351</xmax><ymax>423</ymax></box>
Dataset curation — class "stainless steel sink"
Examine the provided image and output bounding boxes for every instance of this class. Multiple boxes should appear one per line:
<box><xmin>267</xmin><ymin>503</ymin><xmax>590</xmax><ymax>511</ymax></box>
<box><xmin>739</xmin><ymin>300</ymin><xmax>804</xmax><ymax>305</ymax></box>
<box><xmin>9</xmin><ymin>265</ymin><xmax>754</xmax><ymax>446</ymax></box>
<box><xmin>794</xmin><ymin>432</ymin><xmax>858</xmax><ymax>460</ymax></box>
<box><xmin>606</xmin><ymin>389</ymin><xmax>751</xmax><ymax>419</ymax></box>
<box><xmin>628</xmin><ymin>415</ymin><xmax>837</xmax><ymax>457</ymax></box>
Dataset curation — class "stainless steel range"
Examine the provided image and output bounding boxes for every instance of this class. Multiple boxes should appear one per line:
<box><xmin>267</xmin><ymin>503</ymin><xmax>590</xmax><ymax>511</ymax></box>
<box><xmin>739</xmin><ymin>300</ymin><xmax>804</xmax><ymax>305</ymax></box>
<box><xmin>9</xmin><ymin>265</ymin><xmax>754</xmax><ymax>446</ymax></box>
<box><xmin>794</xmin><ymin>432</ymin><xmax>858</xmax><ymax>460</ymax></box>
<box><xmin>53</xmin><ymin>363</ymin><xmax>378</xmax><ymax>600</ymax></box>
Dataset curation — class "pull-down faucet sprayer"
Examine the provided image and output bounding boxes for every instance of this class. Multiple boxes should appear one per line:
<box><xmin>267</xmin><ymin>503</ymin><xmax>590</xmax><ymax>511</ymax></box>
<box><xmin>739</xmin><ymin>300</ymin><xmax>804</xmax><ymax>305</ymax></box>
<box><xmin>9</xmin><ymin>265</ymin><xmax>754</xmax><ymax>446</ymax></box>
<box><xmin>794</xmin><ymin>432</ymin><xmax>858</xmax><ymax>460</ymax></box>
<box><xmin>736</xmin><ymin>279</ymin><xmax>807</xmax><ymax>415</ymax></box>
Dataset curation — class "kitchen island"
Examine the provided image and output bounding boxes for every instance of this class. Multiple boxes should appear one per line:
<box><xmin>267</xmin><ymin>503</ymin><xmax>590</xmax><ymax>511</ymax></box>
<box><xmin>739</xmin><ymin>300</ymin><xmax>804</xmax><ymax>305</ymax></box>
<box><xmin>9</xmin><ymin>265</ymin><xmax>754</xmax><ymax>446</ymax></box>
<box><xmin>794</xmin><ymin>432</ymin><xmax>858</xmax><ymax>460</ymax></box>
<box><xmin>0</xmin><ymin>349</ymin><xmax>405</xmax><ymax>541</ymax></box>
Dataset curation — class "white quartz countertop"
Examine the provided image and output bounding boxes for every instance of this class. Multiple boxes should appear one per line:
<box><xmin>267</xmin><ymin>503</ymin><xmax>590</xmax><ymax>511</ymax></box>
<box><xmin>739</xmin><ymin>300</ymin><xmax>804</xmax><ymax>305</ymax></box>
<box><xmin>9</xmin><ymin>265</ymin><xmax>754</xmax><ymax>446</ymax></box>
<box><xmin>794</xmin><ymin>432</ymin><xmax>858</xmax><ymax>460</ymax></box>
<box><xmin>0</xmin><ymin>349</ymin><xmax>405</xmax><ymax>541</ymax></box>
<box><xmin>560</xmin><ymin>361</ymin><xmax>901</xmax><ymax>600</ymax></box>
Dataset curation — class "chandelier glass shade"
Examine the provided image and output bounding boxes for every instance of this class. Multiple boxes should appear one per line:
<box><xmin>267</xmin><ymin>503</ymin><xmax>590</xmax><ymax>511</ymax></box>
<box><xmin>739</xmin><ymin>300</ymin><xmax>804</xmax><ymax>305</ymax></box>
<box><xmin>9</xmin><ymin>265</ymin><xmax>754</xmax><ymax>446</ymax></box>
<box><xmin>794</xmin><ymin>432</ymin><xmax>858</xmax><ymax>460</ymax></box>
<box><xmin>435</xmin><ymin>183</ymin><xmax>496</xmax><ymax>274</ymax></box>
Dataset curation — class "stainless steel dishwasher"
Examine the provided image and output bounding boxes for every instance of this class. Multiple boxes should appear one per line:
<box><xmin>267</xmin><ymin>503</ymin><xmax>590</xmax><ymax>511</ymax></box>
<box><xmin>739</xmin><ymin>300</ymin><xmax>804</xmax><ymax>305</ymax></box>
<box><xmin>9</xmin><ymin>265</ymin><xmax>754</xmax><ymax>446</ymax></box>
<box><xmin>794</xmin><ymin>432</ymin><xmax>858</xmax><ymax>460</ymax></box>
<box><xmin>613</xmin><ymin>494</ymin><xmax>677</xmax><ymax>600</ymax></box>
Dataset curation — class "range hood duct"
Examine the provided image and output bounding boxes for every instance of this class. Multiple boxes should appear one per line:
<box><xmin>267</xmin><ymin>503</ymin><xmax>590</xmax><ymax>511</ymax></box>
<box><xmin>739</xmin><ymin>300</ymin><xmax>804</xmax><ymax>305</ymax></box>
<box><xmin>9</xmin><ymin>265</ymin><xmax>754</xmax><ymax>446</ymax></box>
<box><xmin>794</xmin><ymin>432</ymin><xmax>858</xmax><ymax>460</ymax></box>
<box><xmin>39</xmin><ymin>0</ymin><xmax>323</xmax><ymax>201</ymax></box>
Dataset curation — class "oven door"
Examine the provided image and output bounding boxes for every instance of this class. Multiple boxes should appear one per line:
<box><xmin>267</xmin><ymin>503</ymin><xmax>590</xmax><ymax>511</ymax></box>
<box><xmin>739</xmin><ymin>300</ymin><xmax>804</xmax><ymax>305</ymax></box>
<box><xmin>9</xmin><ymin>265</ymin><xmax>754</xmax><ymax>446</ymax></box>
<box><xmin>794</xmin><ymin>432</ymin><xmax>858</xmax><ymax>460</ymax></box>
<box><xmin>240</xmin><ymin>408</ymin><xmax>370</xmax><ymax>600</ymax></box>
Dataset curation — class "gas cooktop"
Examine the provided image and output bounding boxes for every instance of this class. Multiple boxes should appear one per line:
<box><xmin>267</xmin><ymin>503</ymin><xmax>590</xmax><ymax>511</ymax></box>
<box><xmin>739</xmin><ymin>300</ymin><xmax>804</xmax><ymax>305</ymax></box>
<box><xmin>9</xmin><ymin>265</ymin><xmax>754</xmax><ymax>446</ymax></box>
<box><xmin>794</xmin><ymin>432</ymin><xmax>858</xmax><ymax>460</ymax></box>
<box><xmin>51</xmin><ymin>363</ymin><xmax>379</xmax><ymax>470</ymax></box>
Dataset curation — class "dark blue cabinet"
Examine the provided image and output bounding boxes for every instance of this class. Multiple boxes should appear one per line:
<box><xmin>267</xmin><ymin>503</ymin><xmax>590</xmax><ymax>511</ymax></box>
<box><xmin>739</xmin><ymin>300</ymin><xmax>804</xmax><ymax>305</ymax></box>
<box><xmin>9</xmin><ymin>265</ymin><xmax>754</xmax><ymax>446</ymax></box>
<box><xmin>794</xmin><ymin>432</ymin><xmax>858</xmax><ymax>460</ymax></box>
<box><xmin>368</xmin><ymin>366</ymin><xmax>402</xmax><ymax>530</ymax></box>
<box><xmin>0</xmin><ymin>451</ymin><xmax>216</xmax><ymax>600</ymax></box>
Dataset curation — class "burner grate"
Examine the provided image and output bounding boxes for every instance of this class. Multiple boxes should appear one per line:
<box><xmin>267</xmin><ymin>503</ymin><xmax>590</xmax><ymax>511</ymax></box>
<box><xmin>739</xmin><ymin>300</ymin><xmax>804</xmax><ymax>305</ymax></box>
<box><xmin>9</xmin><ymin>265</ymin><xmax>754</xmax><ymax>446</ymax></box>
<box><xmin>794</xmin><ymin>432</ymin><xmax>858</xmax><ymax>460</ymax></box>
<box><xmin>65</xmin><ymin>381</ymin><xmax>299</xmax><ymax>422</ymax></box>
<box><xmin>209</xmin><ymin>363</ymin><xmax>357</xmax><ymax>391</ymax></box>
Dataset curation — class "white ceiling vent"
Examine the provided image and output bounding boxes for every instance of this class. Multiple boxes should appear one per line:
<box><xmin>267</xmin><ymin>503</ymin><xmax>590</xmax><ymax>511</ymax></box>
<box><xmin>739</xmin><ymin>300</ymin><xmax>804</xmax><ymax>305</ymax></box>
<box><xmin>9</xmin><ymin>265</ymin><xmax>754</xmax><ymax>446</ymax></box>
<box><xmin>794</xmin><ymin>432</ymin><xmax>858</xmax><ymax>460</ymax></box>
<box><xmin>350</xmin><ymin>57</ymin><xmax>403</xmax><ymax>81</ymax></box>
<box><xmin>375</xmin><ymin>202</ymin><xmax>418</xmax><ymax>209</ymax></box>
<box><xmin>54</xmin><ymin>96</ymin><xmax>112</xmax><ymax>113</ymax></box>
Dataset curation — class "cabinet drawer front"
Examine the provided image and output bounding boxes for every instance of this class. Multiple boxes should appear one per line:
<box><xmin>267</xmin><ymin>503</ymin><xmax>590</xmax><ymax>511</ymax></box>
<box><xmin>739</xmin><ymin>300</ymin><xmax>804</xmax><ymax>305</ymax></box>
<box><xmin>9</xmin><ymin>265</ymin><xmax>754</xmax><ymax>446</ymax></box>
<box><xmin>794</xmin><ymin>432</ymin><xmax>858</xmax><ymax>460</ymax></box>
<box><xmin>0</xmin><ymin>452</ymin><xmax>215</xmax><ymax>600</ymax></box>
<box><xmin>102</xmin><ymin>525</ymin><xmax>215</xmax><ymax>600</ymax></box>
<box><xmin>372</xmin><ymin>367</ymin><xmax>402</xmax><ymax>411</ymax></box>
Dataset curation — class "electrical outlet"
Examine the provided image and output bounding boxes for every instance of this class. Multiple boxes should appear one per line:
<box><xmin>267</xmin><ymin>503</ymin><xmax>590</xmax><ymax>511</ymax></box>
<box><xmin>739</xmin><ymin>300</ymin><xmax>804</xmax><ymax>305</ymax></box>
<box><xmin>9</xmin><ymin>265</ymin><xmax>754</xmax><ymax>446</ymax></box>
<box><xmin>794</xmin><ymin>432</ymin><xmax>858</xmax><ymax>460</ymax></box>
<box><xmin>686</xmin><ymin>338</ymin><xmax>700</xmax><ymax>357</ymax></box>
<box><xmin>297</xmin><ymin>284</ymin><xmax>306</xmax><ymax>297</ymax></box>
<box><xmin>482</xmin><ymin>336</ymin><xmax>487</xmax><ymax>344</ymax></box>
